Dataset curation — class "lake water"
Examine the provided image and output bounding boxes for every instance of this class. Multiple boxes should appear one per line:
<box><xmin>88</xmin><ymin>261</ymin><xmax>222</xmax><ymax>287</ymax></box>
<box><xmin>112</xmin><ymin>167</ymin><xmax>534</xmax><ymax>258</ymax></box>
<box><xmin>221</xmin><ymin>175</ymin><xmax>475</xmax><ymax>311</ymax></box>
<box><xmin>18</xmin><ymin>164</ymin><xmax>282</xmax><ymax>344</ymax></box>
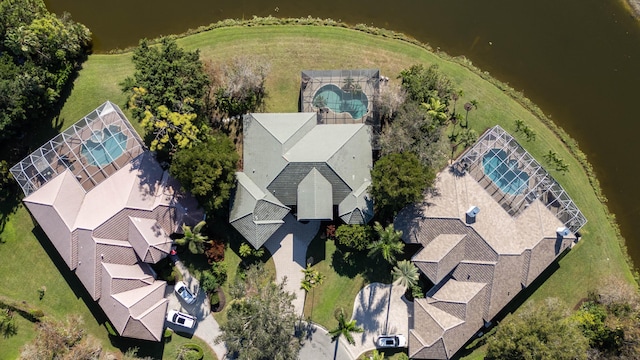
<box><xmin>45</xmin><ymin>0</ymin><xmax>640</xmax><ymax>268</ymax></box>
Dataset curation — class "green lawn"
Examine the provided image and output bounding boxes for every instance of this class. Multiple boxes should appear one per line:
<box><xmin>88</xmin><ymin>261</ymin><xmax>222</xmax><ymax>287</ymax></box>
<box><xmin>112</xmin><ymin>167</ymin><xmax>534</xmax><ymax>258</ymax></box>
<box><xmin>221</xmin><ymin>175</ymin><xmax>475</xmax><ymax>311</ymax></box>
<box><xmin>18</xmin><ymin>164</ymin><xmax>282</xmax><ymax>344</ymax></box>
<box><xmin>0</xmin><ymin>20</ymin><xmax>636</xmax><ymax>358</ymax></box>
<box><xmin>303</xmin><ymin>236</ymin><xmax>367</xmax><ymax>327</ymax></box>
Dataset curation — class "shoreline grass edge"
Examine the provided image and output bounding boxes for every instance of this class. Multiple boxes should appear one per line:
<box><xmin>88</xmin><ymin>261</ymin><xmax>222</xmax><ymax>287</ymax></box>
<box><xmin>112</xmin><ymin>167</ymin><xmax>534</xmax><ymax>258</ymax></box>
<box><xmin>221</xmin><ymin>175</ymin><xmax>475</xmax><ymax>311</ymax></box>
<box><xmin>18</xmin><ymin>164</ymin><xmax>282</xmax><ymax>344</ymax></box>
<box><xmin>104</xmin><ymin>16</ymin><xmax>638</xmax><ymax>283</ymax></box>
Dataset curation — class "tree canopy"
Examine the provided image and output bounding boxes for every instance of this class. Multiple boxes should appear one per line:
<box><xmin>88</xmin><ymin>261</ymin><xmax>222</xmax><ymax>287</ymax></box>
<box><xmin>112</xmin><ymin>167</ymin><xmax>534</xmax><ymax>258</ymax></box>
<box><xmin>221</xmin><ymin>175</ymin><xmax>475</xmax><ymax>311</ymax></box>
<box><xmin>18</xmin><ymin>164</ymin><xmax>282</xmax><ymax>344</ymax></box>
<box><xmin>378</xmin><ymin>101</ymin><xmax>449</xmax><ymax>170</ymax></box>
<box><xmin>169</xmin><ymin>133</ymin><xmax>239</xmax><ymax>214</ymax></box>
<box><xmin>0</xmin><ymin>0</ymin><xmax>91</xmax><ymax>141</ymax></box>
<box><xmin>335</xmin><ymin>224</ymin><xmax>373</xmax><ymax>251</ymax></box>
<box><xmin>121</xmin><ymin>37</ymin><xmax>210</xmax><ymax>119</ymax></box>
<box><xmin>205</xmin><ymin>56</ymin><xmax>270</xmax><ymax>119</ymax></box>
<box><xmin>369</xmin><ymin>152</ymin><xmax>435</xmax><ymax>221</ymax></box>
<box><xmin>486</xmin><ymin>298</ymin><xmax>588</xmax><ymax>360</ymax></box>
<box><xmin>399</xmin><ymin>64</ymin><xmax>454</xmax><ymax>105</ymax></box>
<box><xmin>217</xmin><ymin>263</ymin><xmax>301</xmax><ymax>360</ymax></box>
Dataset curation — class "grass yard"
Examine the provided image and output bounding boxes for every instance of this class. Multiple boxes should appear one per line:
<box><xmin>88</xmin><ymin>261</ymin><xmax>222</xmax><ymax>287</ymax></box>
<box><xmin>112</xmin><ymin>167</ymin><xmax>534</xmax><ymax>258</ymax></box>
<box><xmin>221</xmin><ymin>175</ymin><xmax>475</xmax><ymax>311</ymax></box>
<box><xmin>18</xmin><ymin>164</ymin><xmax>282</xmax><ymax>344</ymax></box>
<box><xmin>0</xmin><ymin>20</ymin><xmax>636</xmax><ymax>358</ymax></box>
<box><xmin>303</xmin><ymin>235</ymin><xmax>367</xmax><ymax>327</ymax></box>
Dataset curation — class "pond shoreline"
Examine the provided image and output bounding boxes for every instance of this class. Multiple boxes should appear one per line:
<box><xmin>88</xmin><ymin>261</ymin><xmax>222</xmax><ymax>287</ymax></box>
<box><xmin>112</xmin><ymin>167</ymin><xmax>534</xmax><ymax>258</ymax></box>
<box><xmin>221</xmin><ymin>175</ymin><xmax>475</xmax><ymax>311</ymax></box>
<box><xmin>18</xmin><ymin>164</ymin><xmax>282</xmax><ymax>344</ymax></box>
<box><xmin>626</xmin><ymin>0</ymin><xmax>640</xmax><ymax>19</ymax></box>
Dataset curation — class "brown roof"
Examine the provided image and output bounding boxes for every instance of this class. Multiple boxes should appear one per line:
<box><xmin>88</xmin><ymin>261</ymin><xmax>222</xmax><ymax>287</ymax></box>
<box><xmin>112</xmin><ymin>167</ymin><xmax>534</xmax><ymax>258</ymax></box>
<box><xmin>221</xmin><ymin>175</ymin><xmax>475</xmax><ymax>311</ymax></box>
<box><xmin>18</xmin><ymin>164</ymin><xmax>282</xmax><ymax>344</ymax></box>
<box><xmin>396</xmin><ymin>164</ymin><xmax>581</xmax><ymax>359</ymax></box>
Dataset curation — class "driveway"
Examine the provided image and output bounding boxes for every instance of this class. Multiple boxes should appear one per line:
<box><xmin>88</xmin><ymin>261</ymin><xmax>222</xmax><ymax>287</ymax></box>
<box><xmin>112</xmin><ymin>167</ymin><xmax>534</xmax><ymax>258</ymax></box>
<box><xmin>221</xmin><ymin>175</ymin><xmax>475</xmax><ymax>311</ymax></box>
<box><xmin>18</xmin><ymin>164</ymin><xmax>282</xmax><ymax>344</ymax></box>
<box><xmin>264</xmin><ymin>214</ymin><xmax>321</xmax><ymax>315</ymax></box>
<box><xmin>346</xmin><ymin>282</ymin><xmax>411</xmax><ymax>358</ymax></box>
<box><xmin>165</xmin><ymin>260</ymin><xmax>228</xmax><ymax>360</ymax></box>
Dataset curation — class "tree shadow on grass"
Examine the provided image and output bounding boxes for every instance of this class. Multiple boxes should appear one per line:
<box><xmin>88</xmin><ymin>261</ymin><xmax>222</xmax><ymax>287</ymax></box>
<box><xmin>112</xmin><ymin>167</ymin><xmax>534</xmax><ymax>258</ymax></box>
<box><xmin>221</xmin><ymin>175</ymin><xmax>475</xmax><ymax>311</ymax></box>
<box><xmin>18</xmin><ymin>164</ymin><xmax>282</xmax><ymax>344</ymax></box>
<box><xmin>331</xmin><ymin>247</ymin><xmax>392</xmax><ymax>284</ymax></box>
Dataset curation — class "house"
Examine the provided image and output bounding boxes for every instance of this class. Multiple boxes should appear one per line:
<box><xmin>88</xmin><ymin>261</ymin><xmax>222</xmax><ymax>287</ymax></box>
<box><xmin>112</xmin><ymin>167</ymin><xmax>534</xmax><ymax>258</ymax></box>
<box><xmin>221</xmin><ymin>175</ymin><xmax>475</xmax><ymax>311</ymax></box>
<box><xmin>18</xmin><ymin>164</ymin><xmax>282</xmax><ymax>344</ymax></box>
<box><xmin>11</xmin><ymin>102</ymin><xmax>201</xmax><ymax>342</ymax></box>
<box><xmin>229</xmin><ymin>112</ymin><xmax>374</xmax><ymax>249</ymax></box>
<box><xmin>394</xmin><ymin>126</ymin><xmax>587</xmax><ymax>359</ymax></box>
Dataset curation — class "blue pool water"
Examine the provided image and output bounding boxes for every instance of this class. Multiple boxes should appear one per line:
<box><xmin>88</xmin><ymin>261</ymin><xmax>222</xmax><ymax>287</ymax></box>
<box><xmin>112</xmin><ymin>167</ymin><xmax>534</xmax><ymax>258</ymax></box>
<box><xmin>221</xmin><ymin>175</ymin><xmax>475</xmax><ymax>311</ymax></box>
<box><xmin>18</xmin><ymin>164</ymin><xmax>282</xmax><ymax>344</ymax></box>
<box><xmin>313</xmin><ymin>84</ymin><xmax>369</xmax><ymax>119</ymax></box>
<box><xmin>482</xmin><ymin>149</ymin><xmax>529</xmax><ymax>195</ymax></box>
<box><xmin>81</xmin><ymin>126</ymin><xmax>128</xmax><ymax>166</ymax></box>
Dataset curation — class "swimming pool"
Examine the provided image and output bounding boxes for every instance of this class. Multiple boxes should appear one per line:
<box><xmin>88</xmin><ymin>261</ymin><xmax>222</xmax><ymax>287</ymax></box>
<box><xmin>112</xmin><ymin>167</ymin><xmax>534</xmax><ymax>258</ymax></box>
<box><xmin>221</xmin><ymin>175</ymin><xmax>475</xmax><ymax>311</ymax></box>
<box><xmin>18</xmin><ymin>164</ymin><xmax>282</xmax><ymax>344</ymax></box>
<box><xmin>482</xmin><ymin>149</ymin><xmax>529</xmax><ymax>195</ymax></box>
<box><xmin>81</xmin><ymin>126</ymin><xmax>128</xmax><ymax>166</ymax></box>
<box><xmin>313</xmin><ymin>84</ymin><xmax>369</xmax><ymax>119</ymax></box>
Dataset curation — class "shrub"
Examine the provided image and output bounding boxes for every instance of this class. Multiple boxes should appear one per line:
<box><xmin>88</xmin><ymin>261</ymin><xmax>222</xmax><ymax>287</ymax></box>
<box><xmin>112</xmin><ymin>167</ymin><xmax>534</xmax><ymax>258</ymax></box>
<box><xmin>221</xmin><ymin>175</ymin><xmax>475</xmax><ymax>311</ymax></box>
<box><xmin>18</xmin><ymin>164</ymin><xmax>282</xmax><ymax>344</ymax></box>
<box><xmin>163</xmin><ymin>328</ymin><xmax>173</xmax><ymax>342</ymax></box>
<box><xmin>210</xmin><ymin>292</ymin><xmax>220</xmax><ymax>307</ymax></box>
<box><xmin>0</xmin><ymin>295</ymin><xmax>45</xmax><ymax>322</ymax></box>
<box><xmin>176</xmin><ymin>344</ymin><xmax>204</xmax><ymax>360</ymax></box>
<box><xmin>205</xmin><ymin>239</ymin><xmax>225</xmax><ymax>263</ymax></box>
<box><xmin>200</xmin><ymin>261</ymin><xmax>228</xmax><ymax>295</ymax></box>
<box><xmin>335</xmin><ymin>224</ymin><xmax>373</xmax><ymax>251</ymax></box>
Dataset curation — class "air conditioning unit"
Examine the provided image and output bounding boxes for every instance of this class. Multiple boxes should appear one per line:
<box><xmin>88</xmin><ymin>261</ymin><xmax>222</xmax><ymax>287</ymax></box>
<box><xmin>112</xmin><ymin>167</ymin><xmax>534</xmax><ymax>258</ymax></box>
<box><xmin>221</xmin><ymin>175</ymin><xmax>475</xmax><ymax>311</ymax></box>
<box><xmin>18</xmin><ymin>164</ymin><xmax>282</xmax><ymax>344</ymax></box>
<box><xmin>466</xmin><ymin>206</ymin><xmax>480</xmax><ymax>218</ymax></box>
<box><xmin>556</xmin><ymin>227</ymin><xmax>570</xmax><ymax>237</ymax></box>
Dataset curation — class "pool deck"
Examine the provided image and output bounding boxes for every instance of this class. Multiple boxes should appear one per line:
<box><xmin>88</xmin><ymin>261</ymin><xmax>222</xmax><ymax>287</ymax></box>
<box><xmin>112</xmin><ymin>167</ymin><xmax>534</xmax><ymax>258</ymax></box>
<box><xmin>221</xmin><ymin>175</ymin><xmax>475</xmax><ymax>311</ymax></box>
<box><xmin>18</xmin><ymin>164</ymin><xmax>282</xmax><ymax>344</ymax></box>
<box><xmin>420</xmin><ymin>167</ymin><xmax>566</xmax><ymax>255</ymax></box>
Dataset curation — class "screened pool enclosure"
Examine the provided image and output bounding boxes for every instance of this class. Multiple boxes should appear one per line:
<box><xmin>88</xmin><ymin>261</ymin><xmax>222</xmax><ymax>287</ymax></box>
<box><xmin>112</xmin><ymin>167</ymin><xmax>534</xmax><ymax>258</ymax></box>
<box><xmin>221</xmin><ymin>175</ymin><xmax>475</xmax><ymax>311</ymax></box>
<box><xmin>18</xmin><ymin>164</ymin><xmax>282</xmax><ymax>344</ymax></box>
<box><xmin>454</xmin><ymin>125</ymin><xmax>587</xmax><ymax>234</ymax></box>
<box><xmin>11</xmin><ymin>101</ymin><xmax>145</xmax><ymax>196</ymax></box>
<box><xmin>300</xmin><ymin>69</ymin><xmax>380</xmax><ymax>125</ymax></box>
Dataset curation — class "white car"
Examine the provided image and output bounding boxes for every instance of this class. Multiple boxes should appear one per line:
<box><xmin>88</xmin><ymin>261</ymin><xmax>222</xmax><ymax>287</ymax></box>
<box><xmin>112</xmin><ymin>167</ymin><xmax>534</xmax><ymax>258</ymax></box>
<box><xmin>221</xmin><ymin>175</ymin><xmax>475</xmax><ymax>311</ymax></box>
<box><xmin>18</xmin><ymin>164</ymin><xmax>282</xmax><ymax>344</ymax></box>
<box><xmin>175</xmin><ymin>281</ymin><xmax>197</xmax><ymax>304</ymax></box>
<box><xmin>166</xmin><ymin>310</ymin><xmax>196</xmax><ymax>328</ymax></box>
<box><xmin>376</xmin><ymin>334</ymin><xmax>407</xmax><ymax>348</ymax></box>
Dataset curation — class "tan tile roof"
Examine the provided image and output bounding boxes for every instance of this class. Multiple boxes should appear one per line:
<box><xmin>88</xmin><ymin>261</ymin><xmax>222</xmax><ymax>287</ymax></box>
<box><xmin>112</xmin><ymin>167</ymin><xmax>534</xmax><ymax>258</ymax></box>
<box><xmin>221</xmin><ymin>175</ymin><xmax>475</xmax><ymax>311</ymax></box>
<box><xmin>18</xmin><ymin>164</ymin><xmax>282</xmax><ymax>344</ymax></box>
<box><xmin>16</xmin><ymin>103</ymin><xmax>202</xmax><ymax>342</ymax></box>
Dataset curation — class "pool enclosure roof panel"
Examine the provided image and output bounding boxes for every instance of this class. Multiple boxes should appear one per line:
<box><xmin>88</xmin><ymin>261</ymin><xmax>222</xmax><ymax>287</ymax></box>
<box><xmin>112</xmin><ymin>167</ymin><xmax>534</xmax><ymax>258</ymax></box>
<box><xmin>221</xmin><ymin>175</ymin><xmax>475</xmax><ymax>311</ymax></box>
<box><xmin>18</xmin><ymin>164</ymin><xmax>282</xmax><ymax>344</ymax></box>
<box><xmin>300</xmin><ymin>69</ymin><xmax>380</xmax><ymax>125</ymax></box>
<box><xmin>11</xmin><ymin>101</ymin><xmax>145</xmax><ymax>196</ymax></box>
<box><xmin>454</xmin><ymin>125</ymin><xmax>586</xmax><ymax>234</ymax></box>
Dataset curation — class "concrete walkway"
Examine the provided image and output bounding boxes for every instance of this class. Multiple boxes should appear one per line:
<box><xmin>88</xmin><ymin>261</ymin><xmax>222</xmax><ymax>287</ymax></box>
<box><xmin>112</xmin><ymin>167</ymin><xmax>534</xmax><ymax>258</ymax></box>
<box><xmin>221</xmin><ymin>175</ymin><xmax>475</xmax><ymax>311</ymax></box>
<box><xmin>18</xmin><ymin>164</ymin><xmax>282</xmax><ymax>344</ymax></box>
<box><xmin>165</xmin><ymin>260</ymin><xmax>228</xmax><ymax>360</ymax></box>
<box><xmin>264</xmin><ymin>214</ymin><xmax>321</xmax><ymax>315</ymax></box>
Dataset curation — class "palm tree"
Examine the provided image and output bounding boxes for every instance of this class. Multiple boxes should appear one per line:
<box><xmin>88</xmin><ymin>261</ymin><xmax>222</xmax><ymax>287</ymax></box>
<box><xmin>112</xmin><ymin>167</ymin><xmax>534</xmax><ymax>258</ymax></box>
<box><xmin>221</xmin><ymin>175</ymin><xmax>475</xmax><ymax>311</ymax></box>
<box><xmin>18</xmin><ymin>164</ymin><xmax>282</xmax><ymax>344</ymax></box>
<box><xmin>175</xmin><ymin>220</ymin><xmax>207</xmax><ymax>254</ymax></box>
<box><xmin>422</xmin><ymin>97</ymin><xmax>448</xmax><ymax>125</ymax></box>
<box><xmin>329</xmin><ymin>308</ymin><xmax>363</xmax><ymax>346</ymax></box>
<box><xmin>451</xmin><ymin>89</ymin><xmax>463</xmax><ymax>116</ymax></box>
<box><xmin>457</xmin><ymin>129</ymin><xmax>479</xmax><ymax>150</ymax></box>
<box><xmin>300</xmin><ymin>264</ymin><xmax>326</xmax><ymax>292</ymax></box>
<box><xmin>367</xmin><ymin>222</ymin><xmax>405</xmax><ymax>265</ymax></box>
<box><xmin>392</xmin><ymin>260</ymin><xmax>419</xmax><ymax>289</ymax></box>
<box><xmin>463</xmin><ymin>102</ymin><xmax>473</xmax><ymax>128</ymax></box>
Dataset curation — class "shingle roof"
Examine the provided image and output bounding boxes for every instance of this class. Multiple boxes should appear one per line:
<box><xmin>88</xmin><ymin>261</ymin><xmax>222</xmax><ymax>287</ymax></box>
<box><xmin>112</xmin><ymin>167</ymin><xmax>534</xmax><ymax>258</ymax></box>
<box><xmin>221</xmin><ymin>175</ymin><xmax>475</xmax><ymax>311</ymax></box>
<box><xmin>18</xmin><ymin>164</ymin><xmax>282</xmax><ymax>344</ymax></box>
<box><xmin>297</xmin><ymin>168</ymin><xmax>333</xmax><ymax>220</ymax></box>
<box><xmin>229</xmin><ymin>172</ymin><xmax>289</xmax><ymax>249</ymax></box>
<box><xmin>231</xmin><ymin>112</ymin><xmax>373</xmax><ymax>247</ymax></box>
<box><xmin>398</xmin><ymin>137</ymin><xmax>584</xmax><ymax>359</ymax></box>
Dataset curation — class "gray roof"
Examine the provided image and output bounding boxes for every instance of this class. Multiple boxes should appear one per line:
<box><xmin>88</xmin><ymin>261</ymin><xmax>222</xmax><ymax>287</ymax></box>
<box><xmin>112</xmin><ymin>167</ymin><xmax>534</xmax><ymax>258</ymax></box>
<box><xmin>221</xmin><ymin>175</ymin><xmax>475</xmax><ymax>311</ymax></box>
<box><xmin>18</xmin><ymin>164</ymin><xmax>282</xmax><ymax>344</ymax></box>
<box><xmin>229</xmin><ymin>172</ymin><xmax>290</xmax><ymax>249</ymax></box>
<box><xmin>396</xmin><ymin>132</ymin><xmax>584</xmax><ymax>359</ymax></box>
<box><xmin>339</xmin><ymin>181</ymin><xmax>374</xmax><ymax>224</ymax></box>
<box><xmin>231</xmin><ymin>112</ymin><xmax>373</xmax><ymax>248</ymax></box>
<box><xmin>297</xmin><ymin>168</ymin><xmax>333</xmax><ymax>221</ymax></box>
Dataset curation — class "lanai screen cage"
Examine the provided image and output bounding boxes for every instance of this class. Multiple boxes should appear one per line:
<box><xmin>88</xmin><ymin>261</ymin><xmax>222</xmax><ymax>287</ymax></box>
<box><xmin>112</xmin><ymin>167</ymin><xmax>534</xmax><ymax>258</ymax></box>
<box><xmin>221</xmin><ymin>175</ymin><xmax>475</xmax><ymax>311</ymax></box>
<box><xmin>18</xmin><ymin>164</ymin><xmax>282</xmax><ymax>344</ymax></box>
<box><xmin>453</xmin><ymin>125</ymin><xmax>586</xmax><ymax>234</ymax></box>
<box><xmin>11</xmin><ymin>101</ymin><xmax>145</xmax><ymax>196</ymax></box>
<box><xmin>300</xmin><ymin>69</ymin><xmax>380</xmax><ymax>127</ymax></box>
